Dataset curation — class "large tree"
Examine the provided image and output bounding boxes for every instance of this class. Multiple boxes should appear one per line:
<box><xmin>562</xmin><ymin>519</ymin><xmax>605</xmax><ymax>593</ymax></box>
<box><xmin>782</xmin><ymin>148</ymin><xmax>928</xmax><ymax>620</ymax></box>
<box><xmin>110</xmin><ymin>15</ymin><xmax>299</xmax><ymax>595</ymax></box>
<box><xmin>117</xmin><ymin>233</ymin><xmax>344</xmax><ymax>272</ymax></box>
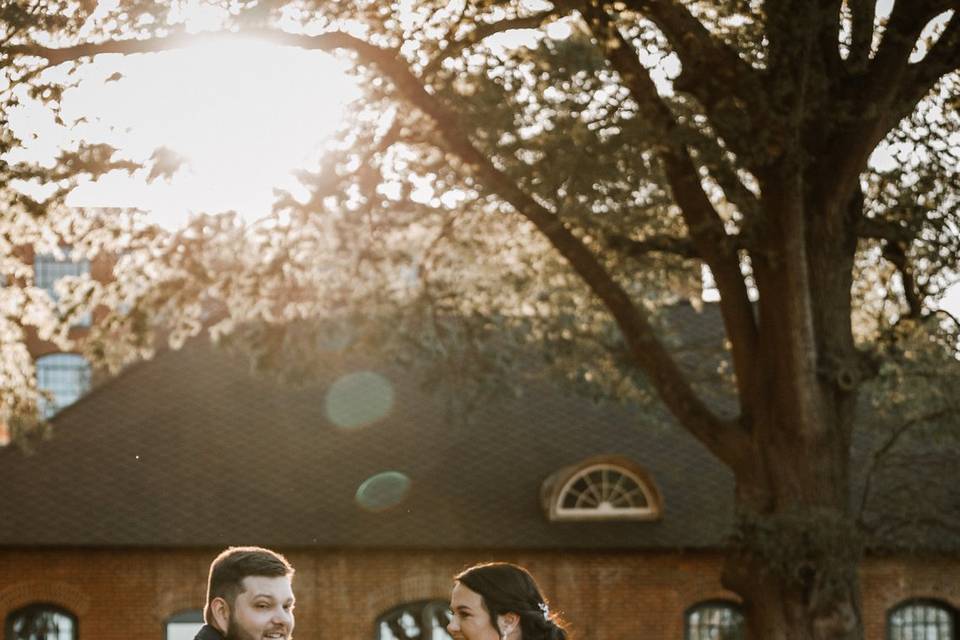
<box><xmin>3</xmin><ymin>1</ymin><xmax>960</xmax><ymax>638</ymax></box>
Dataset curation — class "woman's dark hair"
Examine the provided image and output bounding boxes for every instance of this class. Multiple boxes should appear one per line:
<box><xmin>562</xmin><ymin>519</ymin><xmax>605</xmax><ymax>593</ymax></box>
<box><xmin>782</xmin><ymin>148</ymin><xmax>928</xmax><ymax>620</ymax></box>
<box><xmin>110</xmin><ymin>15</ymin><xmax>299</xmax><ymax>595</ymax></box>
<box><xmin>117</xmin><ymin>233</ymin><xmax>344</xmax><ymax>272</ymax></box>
<box><xmin>454</xmin><ymin>562</ymin><xmax>569</xmax><ymax>640</ymax></box>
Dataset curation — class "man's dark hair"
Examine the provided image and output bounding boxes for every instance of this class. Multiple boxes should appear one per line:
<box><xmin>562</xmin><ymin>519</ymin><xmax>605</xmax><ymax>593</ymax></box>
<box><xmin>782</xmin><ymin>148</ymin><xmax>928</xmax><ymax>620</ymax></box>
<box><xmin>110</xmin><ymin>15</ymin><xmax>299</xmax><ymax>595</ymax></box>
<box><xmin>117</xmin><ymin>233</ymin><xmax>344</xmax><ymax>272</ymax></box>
<box><xmin>204</xmin><ymin>546</ymin><xmax>294</xmax><ymax>624</ymax></box>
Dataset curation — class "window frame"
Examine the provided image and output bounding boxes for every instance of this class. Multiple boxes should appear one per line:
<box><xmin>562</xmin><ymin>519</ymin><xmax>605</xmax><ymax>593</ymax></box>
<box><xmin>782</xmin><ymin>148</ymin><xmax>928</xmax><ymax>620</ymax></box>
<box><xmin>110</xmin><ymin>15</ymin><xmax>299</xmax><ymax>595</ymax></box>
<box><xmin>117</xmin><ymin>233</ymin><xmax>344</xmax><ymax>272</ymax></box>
<box><xmin>887</xmin><ymin>598</ymin><xmax>958</xmax><ymax>640</ymax></box>
<box><xmin>541</xmin><ymin>455</ymin><xmax>663</xmax><ymax>522</ymax></box>
<box><xmin>4</xmin><ymin>602</ymin><xmax>78</xmax><ymax>640</ymax></box>
<box><xmin>684</xmin><ymin>599</ymin><xmax>745</xmax><ymax>640</ymax></box>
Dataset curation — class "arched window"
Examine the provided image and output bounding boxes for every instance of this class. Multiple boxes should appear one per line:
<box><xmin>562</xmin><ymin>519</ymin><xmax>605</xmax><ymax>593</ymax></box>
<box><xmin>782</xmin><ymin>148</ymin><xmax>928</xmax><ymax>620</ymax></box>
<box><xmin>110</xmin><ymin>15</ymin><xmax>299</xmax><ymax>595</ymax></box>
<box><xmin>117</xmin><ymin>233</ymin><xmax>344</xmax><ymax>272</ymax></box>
<box><xmin>36</xmin><ymin>353</ymin><xmax>91</xmax><ymax>417</ymax></box>
<box><xmin>541</xmin><ymin>456</ymin><xmax>662</xmax><ymax>522</ymax></box>
<box><xmin>5</xmin><ymin>603</ymin><xmax>77</xmax><ymax>640</ymax></box>
<box><xmin>685</xmin><ymin>600</ymin><xmax>744</xmax><ymax>640</ymax></box>
<box><xmin>888</xmin><ymin>599</ymin><xmax>957</xmax><ymax>640</ymax></box>
<box><xmin>165</xmin><ymin>610</ymin><xmax>204</xmax><ymax>640</ymax></box>
<box><xmin>376</xmin><ymin>600</ymin><xmax>452</xmax><ymax>640</ymax></box>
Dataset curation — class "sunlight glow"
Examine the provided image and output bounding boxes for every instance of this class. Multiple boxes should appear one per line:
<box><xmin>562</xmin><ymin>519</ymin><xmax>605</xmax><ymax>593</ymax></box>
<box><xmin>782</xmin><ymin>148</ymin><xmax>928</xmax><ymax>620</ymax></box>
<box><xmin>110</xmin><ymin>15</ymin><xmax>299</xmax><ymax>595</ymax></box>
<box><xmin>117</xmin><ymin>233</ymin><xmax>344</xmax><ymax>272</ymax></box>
<box><xmin>58</xmin><ymin>37</ymin><xmax>357</xmax><ymax>228</ymax></box>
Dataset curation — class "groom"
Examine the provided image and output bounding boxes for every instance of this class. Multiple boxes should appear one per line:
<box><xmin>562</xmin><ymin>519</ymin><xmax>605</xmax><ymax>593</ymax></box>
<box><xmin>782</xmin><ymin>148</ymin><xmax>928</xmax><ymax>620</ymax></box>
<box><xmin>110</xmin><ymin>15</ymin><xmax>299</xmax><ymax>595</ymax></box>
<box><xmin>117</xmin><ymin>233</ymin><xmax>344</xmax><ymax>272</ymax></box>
<box><xmin>194</xmin><ymin>546</ymin><xmax>296</xmax><ymax>640</ymax></box>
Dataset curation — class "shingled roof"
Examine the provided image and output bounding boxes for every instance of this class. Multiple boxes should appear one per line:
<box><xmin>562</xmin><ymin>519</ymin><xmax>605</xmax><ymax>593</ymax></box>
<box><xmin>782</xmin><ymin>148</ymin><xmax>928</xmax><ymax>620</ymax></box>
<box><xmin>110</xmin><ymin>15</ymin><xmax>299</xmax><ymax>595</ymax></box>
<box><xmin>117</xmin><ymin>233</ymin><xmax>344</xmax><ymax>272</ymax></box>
<box><xmin>0</xmin><ymin>312</ymin><xmax>735</xmax><ymax>549</ymax></box>
<box><xmin>3</xmin><ymin>302</ymin><xmax>955</xmax><ymax>551</ymax></box>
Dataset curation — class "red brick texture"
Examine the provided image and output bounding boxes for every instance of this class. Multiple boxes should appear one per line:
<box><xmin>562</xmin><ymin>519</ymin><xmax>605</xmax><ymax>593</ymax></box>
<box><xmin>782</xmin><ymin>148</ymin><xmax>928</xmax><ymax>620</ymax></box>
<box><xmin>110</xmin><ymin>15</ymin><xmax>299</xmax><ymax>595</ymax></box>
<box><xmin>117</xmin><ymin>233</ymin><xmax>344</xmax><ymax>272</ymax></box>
<box><xmin>1</xmin><ymin>549</ymin><xmax>957</xmax><ymax>640</ymax></box>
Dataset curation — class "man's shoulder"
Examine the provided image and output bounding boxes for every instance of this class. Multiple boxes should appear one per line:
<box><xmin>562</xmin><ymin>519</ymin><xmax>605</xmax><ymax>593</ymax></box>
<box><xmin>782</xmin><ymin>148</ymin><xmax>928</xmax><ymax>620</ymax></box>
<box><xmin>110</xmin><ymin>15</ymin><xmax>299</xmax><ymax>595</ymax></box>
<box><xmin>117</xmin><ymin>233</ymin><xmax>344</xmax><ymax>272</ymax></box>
<box><xmin>193</xmin><ymin>624</ymin><xmax>224</xmax><ymax>640</ymax></box>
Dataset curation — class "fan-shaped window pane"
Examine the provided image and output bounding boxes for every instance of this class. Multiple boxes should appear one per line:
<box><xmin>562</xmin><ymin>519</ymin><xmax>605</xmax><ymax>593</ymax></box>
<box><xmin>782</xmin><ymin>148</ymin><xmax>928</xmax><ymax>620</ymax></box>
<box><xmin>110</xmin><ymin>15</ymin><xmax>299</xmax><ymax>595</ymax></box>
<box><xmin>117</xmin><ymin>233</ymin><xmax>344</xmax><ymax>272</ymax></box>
<box><xmin>377</xmin><ymin>600</ymin><xmax>452</xmax><ymax>640</ymax></box>
<box><xmin>36</xmin><ymin>353</ymin><xmax>91</xmax><ymax>417</ymax></box>
<box><xmin>685</xmin><ymin>601</ymin><xmax>744</xmax><ymax>640</ymax></box>
<box><xmin>5</xmin><ymin>604</ymin><xmax>76</xmax><ymax>640</ymax></box>
<box><xmin>554</xmin><ymin>463</ymin><xmax>658</xmax><ymax>520</ymax></box>
<box><xmin>166</xmin><ymin>610</ymin><xmax>203</xmax><ymax>640</ymax></box>
<box><xmin>888</xmin><ymin>600</ymin><xmax>956</xmax><ymax>640</ymax></box>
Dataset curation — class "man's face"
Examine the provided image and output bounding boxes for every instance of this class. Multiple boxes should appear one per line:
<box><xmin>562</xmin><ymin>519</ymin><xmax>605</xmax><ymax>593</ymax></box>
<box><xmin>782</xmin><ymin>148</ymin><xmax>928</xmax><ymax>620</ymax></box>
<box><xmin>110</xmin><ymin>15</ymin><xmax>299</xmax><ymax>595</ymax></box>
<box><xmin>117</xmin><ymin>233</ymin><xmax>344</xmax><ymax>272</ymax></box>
<box><xmin>224</xmin><ymin>575</ymin><xmax>295</xmax><ymax>640</ymax></box>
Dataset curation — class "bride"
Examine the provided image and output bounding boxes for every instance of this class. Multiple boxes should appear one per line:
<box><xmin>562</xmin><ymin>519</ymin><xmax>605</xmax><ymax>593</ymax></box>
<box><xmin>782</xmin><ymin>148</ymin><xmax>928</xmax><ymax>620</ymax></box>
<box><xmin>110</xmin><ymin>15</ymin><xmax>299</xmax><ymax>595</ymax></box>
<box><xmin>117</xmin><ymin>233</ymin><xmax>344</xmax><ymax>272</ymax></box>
<box><xmin>447</xmin><ymin>562</ymin><xmax>569</xmax><ymax>640</ymax></box>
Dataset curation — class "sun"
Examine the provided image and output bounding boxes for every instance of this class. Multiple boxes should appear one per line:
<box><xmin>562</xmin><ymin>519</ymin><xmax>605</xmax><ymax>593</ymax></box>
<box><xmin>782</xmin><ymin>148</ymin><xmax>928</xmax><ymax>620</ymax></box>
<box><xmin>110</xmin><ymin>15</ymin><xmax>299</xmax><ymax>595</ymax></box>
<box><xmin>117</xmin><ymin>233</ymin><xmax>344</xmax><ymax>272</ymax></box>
<box><xmin>64</xmin><ymin>35</ymin><xmax>358</xmax><ymax>228</ymax></box>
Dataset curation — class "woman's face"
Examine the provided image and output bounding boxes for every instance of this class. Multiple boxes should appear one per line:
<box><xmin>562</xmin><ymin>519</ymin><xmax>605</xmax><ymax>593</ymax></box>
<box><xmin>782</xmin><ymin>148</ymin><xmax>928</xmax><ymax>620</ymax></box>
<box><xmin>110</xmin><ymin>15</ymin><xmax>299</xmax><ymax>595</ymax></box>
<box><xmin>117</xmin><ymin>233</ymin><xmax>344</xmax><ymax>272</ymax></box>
<box><xmin>447</xmin><ymin>582</ymin><xmax>503</xmax><ymax>640</ymax></box>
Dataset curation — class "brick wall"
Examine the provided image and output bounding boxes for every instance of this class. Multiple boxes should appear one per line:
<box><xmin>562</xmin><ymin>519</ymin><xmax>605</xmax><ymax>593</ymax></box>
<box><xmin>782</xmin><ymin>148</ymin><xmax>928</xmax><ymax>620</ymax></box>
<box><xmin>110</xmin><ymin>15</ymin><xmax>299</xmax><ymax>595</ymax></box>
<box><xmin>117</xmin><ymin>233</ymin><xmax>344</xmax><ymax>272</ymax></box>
<box><xmin>1</xmin><ymin>548</ymin><xmax>957</xmax><ymax>640</ymax></box>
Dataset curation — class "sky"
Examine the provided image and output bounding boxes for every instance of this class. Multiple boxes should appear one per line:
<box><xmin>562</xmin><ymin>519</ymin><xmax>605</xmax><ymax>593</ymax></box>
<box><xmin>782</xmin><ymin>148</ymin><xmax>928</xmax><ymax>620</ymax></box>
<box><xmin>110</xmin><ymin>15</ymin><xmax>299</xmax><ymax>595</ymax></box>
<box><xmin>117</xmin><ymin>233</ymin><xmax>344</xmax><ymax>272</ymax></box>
<box><xmin>34</xmin><ymin>38</ymin><xmax>356</xmax><ymax>229</ymax></box>
<box><xmin>6</xmin><ymin>1</ymin><xmax>960</xmax><ymax>314</ymax></box>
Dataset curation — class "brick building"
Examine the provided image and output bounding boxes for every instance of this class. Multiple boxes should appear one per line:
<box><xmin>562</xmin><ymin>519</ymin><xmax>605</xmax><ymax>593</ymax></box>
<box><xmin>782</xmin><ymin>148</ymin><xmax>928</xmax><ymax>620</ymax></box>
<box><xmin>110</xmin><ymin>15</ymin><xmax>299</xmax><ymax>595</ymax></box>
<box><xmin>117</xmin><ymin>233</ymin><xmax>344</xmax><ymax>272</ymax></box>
<box><xmin>1</xmin><ymin>326</ymin><xmax>958</xmax><ymax>640</ymax></box>
<box><xmin>1</xmin><ymin>245</ymin><xmax>958</xmax><ymax>640</ymax></box>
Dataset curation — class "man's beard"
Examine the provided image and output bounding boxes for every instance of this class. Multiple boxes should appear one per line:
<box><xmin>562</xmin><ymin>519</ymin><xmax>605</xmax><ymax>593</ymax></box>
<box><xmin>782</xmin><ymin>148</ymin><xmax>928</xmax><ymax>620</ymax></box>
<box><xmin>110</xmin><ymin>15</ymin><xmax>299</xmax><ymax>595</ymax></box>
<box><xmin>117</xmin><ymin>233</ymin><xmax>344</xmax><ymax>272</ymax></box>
<box><xmin>223</xmin><ymin>614</ymin><xmax>256</xmax><ymax>640</ymax></box>
<box><xmin>223</xmin><ymin>612</ymin><xmax>290</xmax><ymax>640</ymax></box>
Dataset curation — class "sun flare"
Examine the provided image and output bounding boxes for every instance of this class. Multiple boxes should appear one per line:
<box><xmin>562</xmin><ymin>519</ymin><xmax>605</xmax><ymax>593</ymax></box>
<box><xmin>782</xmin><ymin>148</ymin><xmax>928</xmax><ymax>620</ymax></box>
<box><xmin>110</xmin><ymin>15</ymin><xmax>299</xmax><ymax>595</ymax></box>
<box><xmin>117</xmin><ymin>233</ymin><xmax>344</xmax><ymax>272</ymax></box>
<box><xmin>64</xmin><ymin>36</ymin><xmax>358</xmax><ymax>228</ymax></box>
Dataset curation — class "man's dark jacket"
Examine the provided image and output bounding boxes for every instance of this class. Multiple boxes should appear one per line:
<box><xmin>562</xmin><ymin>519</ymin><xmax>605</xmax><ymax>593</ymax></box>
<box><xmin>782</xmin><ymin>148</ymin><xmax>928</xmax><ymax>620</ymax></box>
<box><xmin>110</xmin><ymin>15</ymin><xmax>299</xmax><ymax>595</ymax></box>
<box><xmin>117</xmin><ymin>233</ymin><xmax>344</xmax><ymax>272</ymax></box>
<box><xmin>193</xmin><ymin>625</ymin><xmax>224</xmax><ymax>640</ymax></box>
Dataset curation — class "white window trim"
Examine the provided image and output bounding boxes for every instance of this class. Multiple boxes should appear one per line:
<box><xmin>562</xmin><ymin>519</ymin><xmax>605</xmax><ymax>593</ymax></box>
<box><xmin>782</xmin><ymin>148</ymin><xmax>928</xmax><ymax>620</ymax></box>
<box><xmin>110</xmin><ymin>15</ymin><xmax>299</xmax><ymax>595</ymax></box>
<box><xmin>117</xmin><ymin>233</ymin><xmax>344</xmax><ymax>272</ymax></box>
<box><xmin>542</xmin><ymin>456</ymin><xmax>663</xmax><ymax>522</ymax></box>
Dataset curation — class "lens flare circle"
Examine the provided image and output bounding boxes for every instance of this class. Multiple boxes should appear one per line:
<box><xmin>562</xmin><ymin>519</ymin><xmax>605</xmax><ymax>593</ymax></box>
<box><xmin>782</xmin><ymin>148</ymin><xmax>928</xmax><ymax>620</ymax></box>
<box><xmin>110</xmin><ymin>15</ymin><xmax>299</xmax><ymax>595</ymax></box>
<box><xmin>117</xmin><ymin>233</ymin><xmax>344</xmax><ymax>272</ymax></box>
<box><xmin>355</xmin><ymin>471</ymin><xmax>411</xmax><ymax>512</ymax></box>
<box><xmin>324</xmin><ymin>371</ymin><xmax>395</xmax><ymax>429</ymax></box>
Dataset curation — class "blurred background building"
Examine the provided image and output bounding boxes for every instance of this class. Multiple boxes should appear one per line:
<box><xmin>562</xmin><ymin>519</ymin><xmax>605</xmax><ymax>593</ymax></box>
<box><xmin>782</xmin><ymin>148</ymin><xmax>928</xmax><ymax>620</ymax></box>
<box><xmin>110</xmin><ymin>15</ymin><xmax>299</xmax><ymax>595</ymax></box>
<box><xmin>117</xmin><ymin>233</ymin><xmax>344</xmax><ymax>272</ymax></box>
<box><xmin>0</xmin><ymin>254</ymin><xmax>957</xmax><ymax>640</ymax></box>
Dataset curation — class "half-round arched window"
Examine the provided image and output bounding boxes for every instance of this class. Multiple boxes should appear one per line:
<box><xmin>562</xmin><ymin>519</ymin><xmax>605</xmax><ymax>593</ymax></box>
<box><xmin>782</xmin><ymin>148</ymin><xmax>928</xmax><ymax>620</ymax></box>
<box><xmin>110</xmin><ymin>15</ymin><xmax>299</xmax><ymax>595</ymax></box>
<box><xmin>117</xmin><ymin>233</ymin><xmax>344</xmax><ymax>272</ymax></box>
<box><xmin>541</xmin><ymin>456</ymin><xmax>662</xmax><ymax>522</ymax></box>
<box><xmin>5</xmin><ymin>603</ymin><xmax>77</xmax><ymax>640</ymax></box>
<box><xmin>888</xmin><ymin>599</ymin><xmax>957</xmax><ymax>640</ymax></box>
<box><xmin>685</xmin><ymin>600</ymin><xmax>744</xmax><ymax>640</ymax></box>
<box><xmin>36</xmin><ymin>353</ymin><xmax>91</xmax><ymax>417</ymax></box>
<box><xmin>376</xmin><ymin>599</ymin><xmax>452</xmax><ymax>640</ymax></box>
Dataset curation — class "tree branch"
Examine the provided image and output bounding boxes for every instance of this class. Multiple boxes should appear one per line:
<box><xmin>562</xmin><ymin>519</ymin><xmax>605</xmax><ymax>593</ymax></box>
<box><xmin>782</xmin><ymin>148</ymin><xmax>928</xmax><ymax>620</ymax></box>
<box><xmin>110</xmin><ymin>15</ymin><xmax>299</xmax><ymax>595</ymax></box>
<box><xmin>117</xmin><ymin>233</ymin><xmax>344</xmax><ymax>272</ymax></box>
<box><xmin>606</xmin><ymin>232</ymin><xmax>698</xmax><ymax>259</ymax></box>
<box><xmin>352</xmin><ymin>28</ymin><xmax>751</xmax><ymax>465</ymax></box>
<box><xmin>422</xmin><ymin>4</ymin><xmax>576</xmax><ymax>77</ymax></box>
<box><xmin>4</xmin><ymin>23</ymin><xmax>753</xmax><ymax>464</ymax></box>
<box><xmin>846</xmin><ymin>0</ymin><xmax>877</xmax><ymax>72</ymax></box>
<box><xmin>862</xmin><ymin>0</ymin><xmax>955</xmax><ymax>109</ymax></box>
<box><xmin>2</xmin><ymin>28</ymin><xmax>411</xmax><ymax>69</ymax></box>
<box><xmin>807</xmin><ymin>6</ymin><xmax>958</xmax><ymax>221</ymax></box>
<box><xmin>816</xmin><ymin>0</ymin><xmax>847</xmax><ymax>84</ymax></box>
<box><xmin>894</xmin><ymin>11</ymin><xmax>960</xmax><ymax>119</ymax></box>
<box><xmin>856</xmin><ymin>406</ymin><xmax>957</xmax><ymax>522</ymax></box>
<box><xmin>856</xmin><ymin>216</ymin><xmax>918</xmax><ymax>243</ymax></box>
<box><xmin>763</xmin><ymin>0</ymin><xmax>817</xmax><ymax>113</ymax></box>
<box><xmin>583</xmin><ymin>3</ymin><xmax>759</xmax><ymax>414</ymax></box>
<box><xmin>4</xmin><ymin>29</ymin><xmax>195</xmax><ymax>64</ymax></box>
<box><xmin>881</xmin><ymin>241</ymin><xmax>924</xmax><ymax>320</ymax></box>
<box><xmin>621</xmin><ymin>0</ymin><xmax>767</xmax><ymax>163</ymax></box>
<box><xmin>683</xmin><ymin>124</ymin><xmax>761</xmax><ymax>222</ymax></box>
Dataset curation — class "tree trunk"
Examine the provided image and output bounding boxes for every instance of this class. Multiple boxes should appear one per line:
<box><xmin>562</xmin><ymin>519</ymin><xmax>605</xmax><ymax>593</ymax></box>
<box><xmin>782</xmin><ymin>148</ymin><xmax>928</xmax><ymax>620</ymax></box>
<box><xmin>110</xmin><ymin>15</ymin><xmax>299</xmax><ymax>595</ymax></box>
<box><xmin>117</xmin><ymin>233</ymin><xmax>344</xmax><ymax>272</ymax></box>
<box><xmin>720</xmin><ymin>170</ymin><xmax>865</xmax><ymax>640</ymax></box>
<box><xmin>723</xmin><ymin>536</ymin><xmax>863</xmax><ymax>640</ymax></box>
<box><xmin>722</xmin><ymin>374</ymin><xmax>863</xmax><ymax>639</ymax></box>
<box><xmin>721</xmin><ymin>427</ymin><xmax>865</xmax><ymax>640</ymax></box>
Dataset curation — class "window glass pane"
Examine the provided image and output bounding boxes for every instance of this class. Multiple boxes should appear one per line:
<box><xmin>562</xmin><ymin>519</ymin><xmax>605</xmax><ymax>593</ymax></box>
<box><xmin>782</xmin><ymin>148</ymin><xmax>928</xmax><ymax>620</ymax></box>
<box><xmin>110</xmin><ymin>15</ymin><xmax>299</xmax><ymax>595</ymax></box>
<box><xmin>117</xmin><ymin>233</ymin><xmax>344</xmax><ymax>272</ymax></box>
<box><xmin>377</xmin><ymin>600</ymin><xmax>452</xmax><ymax>640</ymax></box>
<box><xmin>36</xmin><ymin>353</ymin><xmax>91</xmax><ymax>417</ymax></box>
<box><xmin>686</xmin><ymin>602</ymin><xmax>744</xmax><ymax>640</ymax></box>
<box><xmin>166</xmin><ymin>610</ymin><xmax>203</xmax><ymax>640</ymax></box>
<box><xmin>555</xmin><ymin>463</ymin><xmax>654</xmax><ymax>519</ymax></box>
<box><xmin>424</xmin><ymin>601</ymin><xmax>453</xmax><ymax>640</ymax></box>
<box><xmin>6</xmin><ymin>605</ymin><xmax>76</xmax><ymax>640</ymax></box>
<box><xmin>33</xmin><ymin>251</ymin><xmax>91</xmax><ymax>327</ymax></box>
<box><xmin>889</xmin><ymin>602</ymin><xmax>955</xmax><ymax>640</ymax></box>
<box><xmin>166</xmin><ymin>623</ymin><xmax>203</xmax><ymax>640</ymax></box>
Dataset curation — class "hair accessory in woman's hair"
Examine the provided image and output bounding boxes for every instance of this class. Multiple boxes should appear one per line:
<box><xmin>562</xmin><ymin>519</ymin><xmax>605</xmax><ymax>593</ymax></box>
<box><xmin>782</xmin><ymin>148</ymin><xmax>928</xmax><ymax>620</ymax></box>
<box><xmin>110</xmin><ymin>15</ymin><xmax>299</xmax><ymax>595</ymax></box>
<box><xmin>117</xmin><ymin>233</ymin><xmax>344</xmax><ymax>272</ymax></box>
<box><xmin>538</xmin><ymin>602</ymin><xmax>550</xmax><ymax>620</ymax></box>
